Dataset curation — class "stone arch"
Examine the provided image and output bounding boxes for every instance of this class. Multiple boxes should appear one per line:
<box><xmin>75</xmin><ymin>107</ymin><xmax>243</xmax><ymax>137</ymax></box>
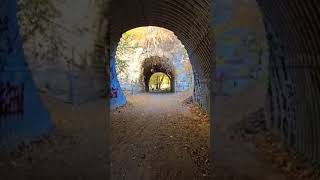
<box><xmin>140</xmin><ymin>56</ymin><xmax>175</xmax><ymax>93</ymax></box>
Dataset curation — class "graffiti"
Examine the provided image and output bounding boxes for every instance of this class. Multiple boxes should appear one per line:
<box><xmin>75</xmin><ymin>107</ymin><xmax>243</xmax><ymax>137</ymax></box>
<box><xmin>0</xmin><ymin>82</ymin><xmax>24</xmax><ymax>118</ymax></box>
<box><xmin>110</xmin><ymin>87</ymin><xmax>118</xmax><ymax>98</ymax></box>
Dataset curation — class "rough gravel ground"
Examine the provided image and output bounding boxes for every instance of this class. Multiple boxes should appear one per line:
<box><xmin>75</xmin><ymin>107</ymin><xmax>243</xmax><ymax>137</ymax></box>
<box><xmin>1</xmin><ymin>83</ymin><xmax>318</xmax><ymax>180</ymax></box>
<box><xmin>111</xmin><ymin>92</ymin><xmax>210</xmax><ymax>180</ymax></box>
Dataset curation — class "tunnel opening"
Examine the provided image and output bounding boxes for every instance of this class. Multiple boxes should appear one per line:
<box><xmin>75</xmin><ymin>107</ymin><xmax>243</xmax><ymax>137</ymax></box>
<box><xmin>113</xmin><ymin>26</ymin><xmax>193</xmax><ymax>101</ymax></box>
<box><xmin>110</xmin><ymin>25</ymin><xmax>209</xmax><ymax>178</ymax></box>
<box><xmin>108</xmin><ymin>0</ymin><xmax>211</xmax><ymax>178</ymax></box>
<box><xmin>141</xmin><ymin>56</ymin><xmax>175</xmax><ymax>93</ymax></box>
<box><xmin>148</xmin><ymin>72</ymin><xmax>172</xmax><ymax>93</ymax></box>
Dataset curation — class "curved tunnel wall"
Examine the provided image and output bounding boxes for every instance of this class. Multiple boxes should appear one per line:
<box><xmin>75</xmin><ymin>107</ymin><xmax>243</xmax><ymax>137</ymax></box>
<box><xmin>257</xmin><ymin>0</ymin><xmax>320</xmax><ymax>164</ymax></box>
<box><xmin>109</xmin><ymin>0</ymin><xmax>211</xmax><ymax>111</ymax></box>
<box><xmin>213</xmin><ymin>0</ymin><xmax>320</xmax><ymax>164</ymax></box>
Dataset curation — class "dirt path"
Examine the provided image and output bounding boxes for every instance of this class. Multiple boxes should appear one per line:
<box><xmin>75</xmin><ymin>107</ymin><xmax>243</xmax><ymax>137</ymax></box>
<box><xmin>111</xmin><ymin>92</ymin><xmax>210</xmax><ymax>180</ymax></box>
<box><xmin>1</xmin><ymin>83</ymin><xmax>313</xmax><ymax>180</ymax></box>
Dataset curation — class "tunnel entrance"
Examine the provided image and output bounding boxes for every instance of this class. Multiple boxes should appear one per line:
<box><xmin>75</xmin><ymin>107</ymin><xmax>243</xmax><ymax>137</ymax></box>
<box><xmin>110</xmin><ymin>26</ymin><xmax>208</xmax><ymax>179</ymax></box>
<box><xmin>141</xmin><ymin>56</ymin><xmax>175</xmax><ymax>93</ymax></box>
<box><xmin>113</xmin><ymin>26</ymin><xmax>193</xmax><ymax>100</ymax></box>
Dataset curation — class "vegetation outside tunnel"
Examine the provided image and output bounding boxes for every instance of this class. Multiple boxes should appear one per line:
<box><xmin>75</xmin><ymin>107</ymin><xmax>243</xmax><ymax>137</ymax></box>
<box><xmin>148</xmin><ymin>72</ymin><xmax>172</xmax><ymax>93</ymax></box>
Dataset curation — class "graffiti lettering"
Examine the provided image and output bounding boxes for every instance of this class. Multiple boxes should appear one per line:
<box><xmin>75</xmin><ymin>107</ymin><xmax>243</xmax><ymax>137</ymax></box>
<box><xmin>0</xmin><ymin>82</ymin><xmax>24</xmax><ymax>119</ymax></box>
<box><xmin>110</xmin><ymin>87</ymin><xmax>118</xmax><ymax>98</ymax></box>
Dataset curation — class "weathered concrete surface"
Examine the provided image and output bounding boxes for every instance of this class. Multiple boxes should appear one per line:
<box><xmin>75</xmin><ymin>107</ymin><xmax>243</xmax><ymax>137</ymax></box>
<box><xmin>0</xmin><ymin>0</ymin><xmax>52</xmax><ymax>150</ymax></box>
<box><xmin>213</xmin><ymin>0</ymin><xmax>268</xmax><ymax>96</ymax></box>
<box><xmin>21</xmin><ymin>0</ymin><xmax>108</xmax><ymax>103</ymax></box>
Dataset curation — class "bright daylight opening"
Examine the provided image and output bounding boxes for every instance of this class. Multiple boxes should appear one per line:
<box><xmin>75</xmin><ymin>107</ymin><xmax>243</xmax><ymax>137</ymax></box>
<box><xmin>148</xmin><ymin>72</ymin><xmax>171</xmax><ymax>93</ymax></box>
<box><xmin>115</xmin><ymin>26</ymin><xmax>193</xmax><ymax>96</ymax></box>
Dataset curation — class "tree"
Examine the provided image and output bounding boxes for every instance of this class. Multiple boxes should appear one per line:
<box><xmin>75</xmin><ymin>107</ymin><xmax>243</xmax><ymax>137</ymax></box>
<box><xmin>149</xmin><ymin>72</ymin><xmax>170</xmax><ymax>92</ymax></box>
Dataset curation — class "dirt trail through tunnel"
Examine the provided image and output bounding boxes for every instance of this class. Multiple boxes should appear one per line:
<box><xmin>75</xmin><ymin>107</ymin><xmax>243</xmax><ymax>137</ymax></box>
<box><xmin>0</xmin><ymin>84</ymin><xmax>301</xmax><ymax>180</ymax></box>
<box><xmin>111</xmin><ymin>83</ymin><xmax>291</xmax><ymax>180</ymax></box>
<box><xmin>111</xmin><ymin>92</ymin><xmax>210</xmax><ymax>180</ymax></box>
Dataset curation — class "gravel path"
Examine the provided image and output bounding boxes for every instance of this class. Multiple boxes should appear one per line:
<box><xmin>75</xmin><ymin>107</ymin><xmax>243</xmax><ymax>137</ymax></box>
<box><xmin>2</xmin><ymin>84</ymin><xmax>314</xmax><ymax>180</ymax></box>
<box><xmin>111</xmin><ymin>92</ymin><xmax>210</xmax><ymax>180</ymax></box>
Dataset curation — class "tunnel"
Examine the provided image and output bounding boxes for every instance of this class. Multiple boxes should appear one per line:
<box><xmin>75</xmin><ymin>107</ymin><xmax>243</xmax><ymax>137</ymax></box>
<box><xmin>141</xmin><ymin>56</ymin><xmax>175</xmax><ymax>93</ymax></box>
<box><xmin>1</xmin><ymin>0</ymin><xmax>320</xmax><ymax>178</ymax></box>
<box><xmin>107</xmin><ymin>0</ymin><xmax>320</xmax><ymax>166</ymax></box>
<box><xmin>109</xmin><ymin>0</ymin><xmax>211</xmax><ymax>110</ymax></box>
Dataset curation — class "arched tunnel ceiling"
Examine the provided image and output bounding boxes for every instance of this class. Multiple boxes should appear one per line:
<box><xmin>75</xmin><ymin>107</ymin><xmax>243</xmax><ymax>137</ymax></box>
<box><xmin>142</xmin><ymin>56</ymin><xmax>175</xmax><ymax>80</ymax></box>
<box><xmin>258</xmin><ymin>0</ymin><xmax>320</xmax><ymax>56</ymax></box>
<box><xmin>109</xmin><ymin>0</ymin><xmax>211</xmax><ymax>78</ymax></box>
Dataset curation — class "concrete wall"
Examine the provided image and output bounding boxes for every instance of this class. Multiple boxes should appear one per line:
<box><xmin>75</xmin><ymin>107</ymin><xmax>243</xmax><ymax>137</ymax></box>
<box><xmin>21</xmin><ymin>0</ymin><xmax>108</xmax><ymax>103</ymax></box>
<box><xmin>213</xmin><ymin>0</ymin><xmax>268</xmax><ymax>96</ymax></box>
<box><xmin>0</xmin><ymin>0</ymin><xmax>52</xmax><ymax>150</ymax></box>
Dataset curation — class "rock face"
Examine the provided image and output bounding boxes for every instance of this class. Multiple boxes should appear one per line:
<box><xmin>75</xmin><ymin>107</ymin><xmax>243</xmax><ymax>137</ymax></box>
<box><xmin>0</xmin><ymin>0</ymin><xmax>52</xmax><ymax>150</ymax></box>
<box><xmin>114</xmin><ymin>27</ymin><xmax>194</xmax><ymax>95</ymax></box>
